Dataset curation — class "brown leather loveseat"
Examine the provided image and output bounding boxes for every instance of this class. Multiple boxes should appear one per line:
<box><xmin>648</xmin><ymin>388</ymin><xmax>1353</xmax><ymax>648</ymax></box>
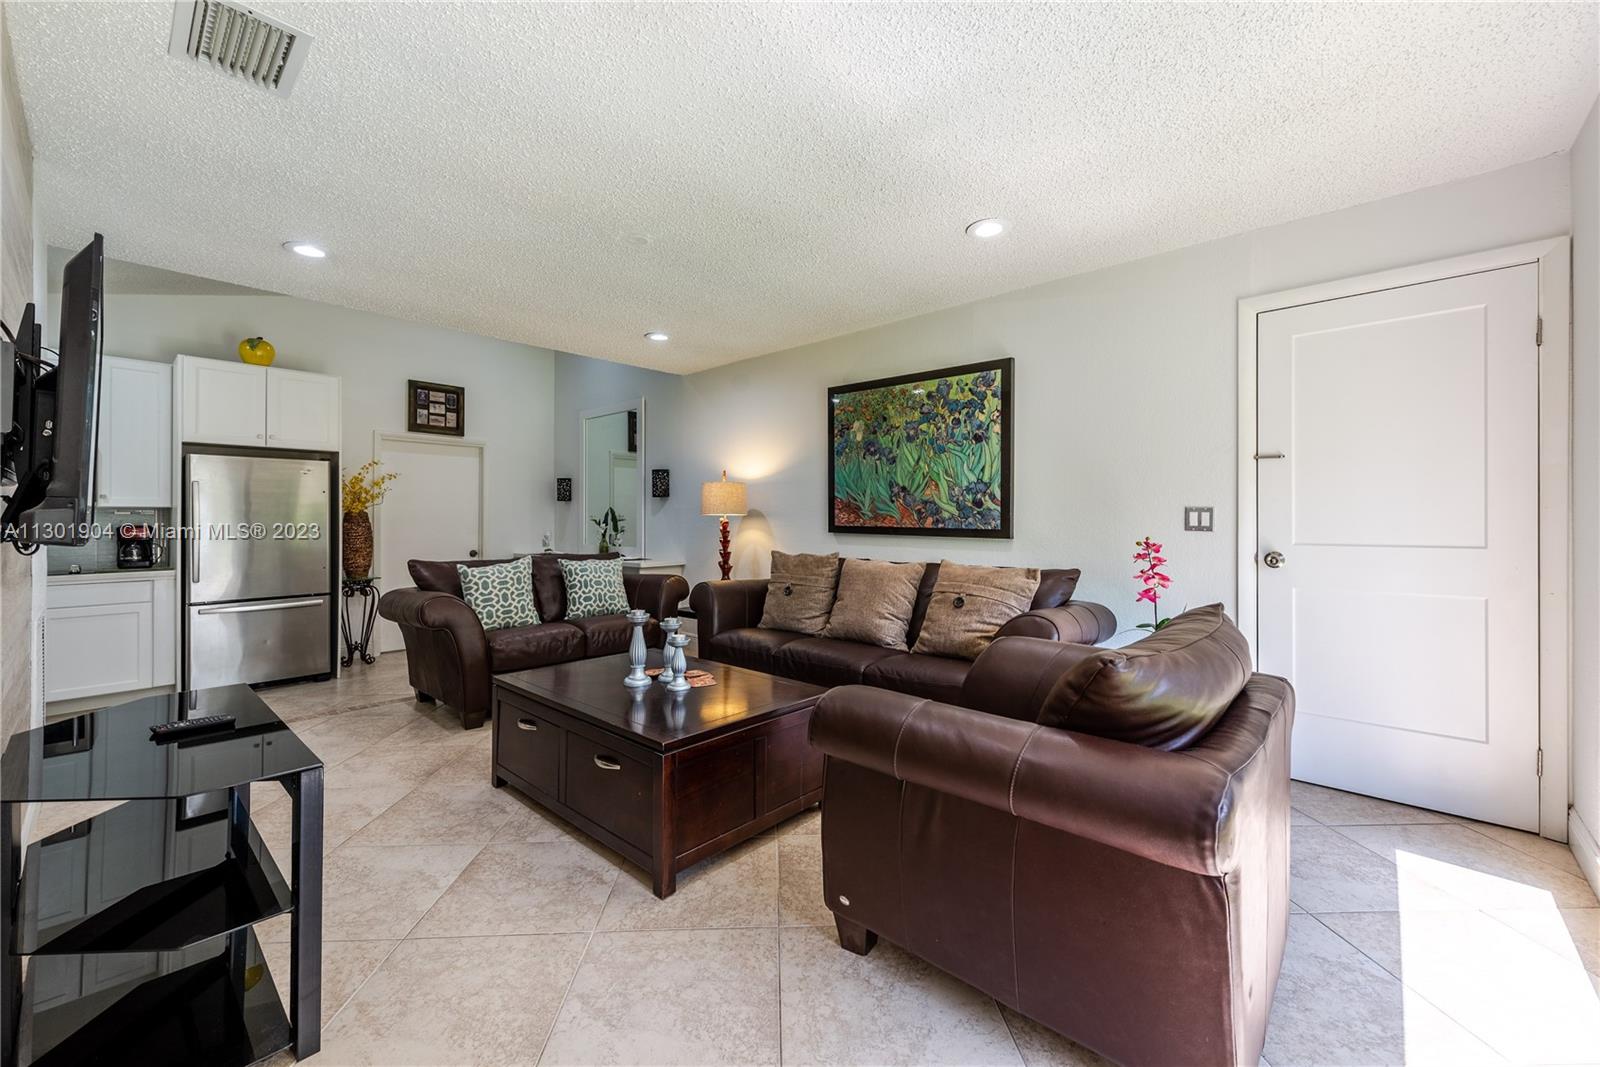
<box><xmin>690</xmin><ymin>564</ymin><xmax>1116</xmax><ymax>704</ymax></box>
<box><xmin>809</xmin><ymin>611</ymin><xmax>1293</xmax><ymax>1067</ymax></box>
<box><xmin>378</xmin><ymin>553</ymin><xmax>689</xmax><ymax>728</ymax></box>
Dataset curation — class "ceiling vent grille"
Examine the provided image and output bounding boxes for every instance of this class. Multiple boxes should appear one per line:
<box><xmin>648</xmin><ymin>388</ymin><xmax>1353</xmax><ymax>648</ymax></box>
<box><xmin>167</xmin><ymin>1</ymin><xmax>313</xmax><ymax>98</ymax></box>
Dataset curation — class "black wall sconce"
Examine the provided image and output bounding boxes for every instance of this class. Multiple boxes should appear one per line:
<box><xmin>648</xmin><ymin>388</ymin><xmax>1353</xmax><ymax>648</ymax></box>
<box><xmin>651</xmin><ymin>469</ymin><xmax>670</xmax><ymax>499</ymax></box>
<box><xmin>555</xmin><ymin>477</ymin><xmax>572</xmax><ymax>502</ymax></box>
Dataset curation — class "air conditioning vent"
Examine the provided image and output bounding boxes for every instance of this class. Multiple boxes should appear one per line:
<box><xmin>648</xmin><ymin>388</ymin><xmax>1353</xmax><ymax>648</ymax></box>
<box><xmin>167</xmin><ymin>1</ymin><xmax>313</xmax><ymax>98</ymax></box>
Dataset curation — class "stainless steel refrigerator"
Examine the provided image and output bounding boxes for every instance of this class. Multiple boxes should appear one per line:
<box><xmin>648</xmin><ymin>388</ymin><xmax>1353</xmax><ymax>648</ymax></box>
<box><xmin>182</xmin><ymin>449</ymin><xmax>337</xmax><ymax>689</ymax></box>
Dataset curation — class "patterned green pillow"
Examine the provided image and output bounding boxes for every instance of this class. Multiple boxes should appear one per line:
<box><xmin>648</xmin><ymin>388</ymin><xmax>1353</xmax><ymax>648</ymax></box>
<box><xmin>457</xmin><ymin>556</ymin><xmax>539</xmax><ymax>631</ymax></box>
<box><xmin>559</xmin><ymin>557</ymin><xmax>630</xmax><ymax>619</ymax></box>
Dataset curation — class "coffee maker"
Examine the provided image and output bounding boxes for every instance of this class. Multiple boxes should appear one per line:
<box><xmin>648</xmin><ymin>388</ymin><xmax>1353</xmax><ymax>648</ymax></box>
<box><xmin>115</xmin><ymin>523</ymin><xmax>161</xmax><ymax>569</ymax></box>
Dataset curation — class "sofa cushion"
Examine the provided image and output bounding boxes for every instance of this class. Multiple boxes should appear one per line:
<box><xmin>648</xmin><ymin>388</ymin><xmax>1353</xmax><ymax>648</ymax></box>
<box><xmin>823</xmin><ymin>559</ymin><xmax>923</xmax><ymax>649</ymax></box>
<box><xmin>862</xmin><ymin>652</ymin><xmax>971</xmax><ymax>705</ymax></box>
<box><xmin>457</xmin><ymin>556</ymin><xmax>539</xmax><ymax>631</ymax></box>
<box><xmin>411</xmin><ymin>556</ymin><xmax>515</xmax><ymax>599</ymax></box>
<box><xmin>568</xmin><ymin>613</ymin><xmax>663</xmax><ymax>658</ymax></box>
<box><xmin>772</xmin><ymin>637</ymin><xmax>901</xmax><ymax>688</ymax></box>
<box><xmin>486</xmin><ymin>621</ymin><xmax>585</xmax><ymax>672</ymax></box>
<box><xmin>706</xmin><ymin>626</ymin><xmax>805</xmax><ymax>672</ymax></box>
<box><xmin>912</xmin><ymin>561</ymin><xmax>1042</xmax><ymax>661</ymax></box>
<box><xmin>1031</xmin><ymin>568</ymin><xmax>1082</xmax><ymax>609</ymax></box>
<box><xmin>1037</xmin><ymin>603</ymin><xmax>1251</xmax><ymax>750</ymax></box>
<box><xmin>758</xmin><ymin>551</ymin><xmax>841</xmax><ymax>635</ymax></box>
<box><xmin>559</xmin><ymin>557</ymin><xmax>630</xmax><ymax>619</ymax></box>
<box><xmin>531</xmin><ymin>552</ymin><xmax>621</xmax><ymax>621</ymax></box>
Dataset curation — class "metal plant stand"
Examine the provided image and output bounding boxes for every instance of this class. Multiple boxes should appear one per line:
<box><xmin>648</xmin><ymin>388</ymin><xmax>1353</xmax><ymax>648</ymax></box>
<box><xmin>340</xmin><ymin>577</ymin><xmax>380</xmax><ymax>667</ymax></box>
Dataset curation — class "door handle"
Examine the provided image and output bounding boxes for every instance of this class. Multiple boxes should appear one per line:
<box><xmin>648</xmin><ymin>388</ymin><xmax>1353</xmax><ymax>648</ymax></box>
<box><xmin>593</xmin><ymin>755</ymin><xmax>622</xmax><ymax>771</ymax></box>
<box><xmin>468</xmin><ymin>549</ymin><xmax>479</xmax><ymax>558</ymax></box>
<box><xmin>188</xmin><ymin>480</ymin><xmax>200</xmax><ymax>582</ymax></box>
<box><xmin>1263</xmin><ymin>551</ymin><xmax>1287</xmax><ymax>569</ymax></box>
<box><xmin>196</xmin><ymin>599</ymin><xmax>324</xmax><ymax>615</ymax></box>
<box><xmin>516</xmin><ymin>718</ymin><xmax>539</xmax><ymax>732</ymax></box>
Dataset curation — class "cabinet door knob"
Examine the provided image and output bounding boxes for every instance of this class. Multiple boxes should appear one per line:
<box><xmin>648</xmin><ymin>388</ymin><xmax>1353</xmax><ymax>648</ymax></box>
<box><xmin>256</xmin><ymin>433</ymin><xmax>264</xmax><ymax>440</ymax></box>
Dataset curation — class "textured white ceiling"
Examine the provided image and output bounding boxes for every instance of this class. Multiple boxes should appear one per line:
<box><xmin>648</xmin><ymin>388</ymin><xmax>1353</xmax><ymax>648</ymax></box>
<box><xmin>8</xmin><ymin>2</ymin><xmax>1596</xmax><ymax>373</ymax></box>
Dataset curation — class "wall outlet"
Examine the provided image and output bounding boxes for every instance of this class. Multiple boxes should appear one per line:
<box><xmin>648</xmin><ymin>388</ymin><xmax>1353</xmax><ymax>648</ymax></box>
<box><xmin>1184</xmin><ymin>506</ymin><xmax>1214</xmax><ymax>532</ymax></box>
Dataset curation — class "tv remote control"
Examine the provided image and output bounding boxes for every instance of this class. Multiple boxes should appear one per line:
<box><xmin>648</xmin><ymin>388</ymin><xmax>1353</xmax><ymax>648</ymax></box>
<box><xmin>149</xmin><ymin>715</ymin><xmax>236</xmax><ymax>741</ymax></box>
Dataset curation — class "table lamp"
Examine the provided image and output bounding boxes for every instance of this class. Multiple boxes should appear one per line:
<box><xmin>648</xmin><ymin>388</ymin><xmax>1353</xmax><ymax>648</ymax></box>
<box><xmin>700</xmin><ymin>470</ymin><xmax>748</xmax><ymax>580</ymax></box>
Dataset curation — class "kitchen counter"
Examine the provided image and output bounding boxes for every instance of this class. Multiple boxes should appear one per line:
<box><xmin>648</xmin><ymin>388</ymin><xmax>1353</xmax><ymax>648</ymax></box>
<box><xmin>47</xmin><ymin>568</ymin><xmax>177</xmax><ymax>584</ymax></box>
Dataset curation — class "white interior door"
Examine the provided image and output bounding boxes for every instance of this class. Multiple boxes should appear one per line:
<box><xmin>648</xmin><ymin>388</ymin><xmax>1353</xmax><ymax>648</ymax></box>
<box><xmin>375</xmin><ymin>436</ymin><xmax>483</xmax><ymax>654</ymax></box>
<box><xmin>1256</xmin><ymin>263</ymin><xmax>1540</xmax><ymax>830</ymax></box>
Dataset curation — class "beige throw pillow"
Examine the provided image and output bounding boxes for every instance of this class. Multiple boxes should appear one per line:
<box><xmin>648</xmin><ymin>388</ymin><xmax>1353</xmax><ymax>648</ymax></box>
<box><xmin>912</xmin><ymin>560</ymin><xmax>1042</xmax><ymax>660</ymax></box>
<box><xmin>758</xmin><ymin>551</ymin><xmax>841</xmax><ymax>635</ymax></box>
<box><xmin>823</xmin><ymin>560</ymin><xmax>925</xmax><ymax>650</ymax></box>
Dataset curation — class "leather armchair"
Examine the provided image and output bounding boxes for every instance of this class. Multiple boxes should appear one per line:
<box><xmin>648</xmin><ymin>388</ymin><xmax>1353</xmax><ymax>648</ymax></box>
<box><xmin>808</xmin><ymin>636</ymin><xmax>1293</xmax><ymax>1067</ymax></box>
<box><xmin>379</xmin><ymin>588</ymin><xmax>492</xmax><ymax>728</ymax></box>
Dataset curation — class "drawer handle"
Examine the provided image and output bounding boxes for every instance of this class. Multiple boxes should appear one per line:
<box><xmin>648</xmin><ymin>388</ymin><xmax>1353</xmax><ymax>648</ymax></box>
<box><xmin>516</xmin><ymin>718</ymin><xmax>539</xmax><ymax>732</ymax></box>
<box><xmin>593</xmin><ymin>755</ymin><xmax>622</xmax><ymax>772</ymax></box>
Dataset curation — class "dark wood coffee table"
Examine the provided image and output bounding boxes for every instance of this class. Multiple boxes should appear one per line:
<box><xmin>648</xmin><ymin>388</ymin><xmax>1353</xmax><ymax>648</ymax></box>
<box><xmin>490</xmin><ymin>652</ymin><xmax>826</xmax><ymax>897</ymax></box>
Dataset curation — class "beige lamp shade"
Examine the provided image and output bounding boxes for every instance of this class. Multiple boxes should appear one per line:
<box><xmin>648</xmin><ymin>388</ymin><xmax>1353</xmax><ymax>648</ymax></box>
<box><xmin>701</xmin><ymin>470</ymin><xmax>748</xmax><ymax>517</ymax></box>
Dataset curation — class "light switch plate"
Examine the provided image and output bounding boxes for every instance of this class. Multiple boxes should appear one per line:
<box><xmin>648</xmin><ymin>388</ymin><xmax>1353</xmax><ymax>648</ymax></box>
<box><xmin>1184</xmin><ymin>506</ymin><xmax>1214</xmax><ymax>532</ymax></box>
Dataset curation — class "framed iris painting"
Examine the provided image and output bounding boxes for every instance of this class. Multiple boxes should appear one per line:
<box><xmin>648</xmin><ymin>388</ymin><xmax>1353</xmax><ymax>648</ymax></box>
<box><xmin>828</xmin><ymin>358</ymin><xmax>1013</xmax><ymax>538</ymax></box>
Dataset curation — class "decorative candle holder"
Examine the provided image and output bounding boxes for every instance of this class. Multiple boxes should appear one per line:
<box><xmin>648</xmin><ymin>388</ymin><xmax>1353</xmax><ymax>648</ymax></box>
<box><xmin>666</xmin><ymin>633</ymin><xmax>693</xmax><ymax>692</ymax></box>
<box><xmin>623</xmin><ymin>609</ymin><xmax>653</xmax><ymax>688</ymax></box>
<box><xmin>657</xmin><ymin>617</ymin><xmax>682</xmax><ymax>684</ymax></box>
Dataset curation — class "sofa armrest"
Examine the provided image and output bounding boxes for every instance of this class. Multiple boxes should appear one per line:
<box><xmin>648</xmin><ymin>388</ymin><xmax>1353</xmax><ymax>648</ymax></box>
<box><xmin>811</xmin><ymin>685</ymin><xmax>1250</xmax><ymax>876</ymax></box>
<box><xmin>957</xmin><ymin>635</ymin><xmax>1098</xmax><ymax>720</ymax></box>
<box><xmin>379</xmin><ymin>588</ymin><xmax>486</xmax><ymax>643</ymax></box>
<box><xmin>688</xmin><ymin>579</ymin><xmax>769</xmax><ymax>642</ymax></box>
<box><xmin>997</xmin><ymin>601</ymin><xmax>1116</xmax><ymax>644</ymax></box>
<box><xmin>625</xmin><ymin>573</ymin><xmax>690</xmax><ymax>620</ymax></box>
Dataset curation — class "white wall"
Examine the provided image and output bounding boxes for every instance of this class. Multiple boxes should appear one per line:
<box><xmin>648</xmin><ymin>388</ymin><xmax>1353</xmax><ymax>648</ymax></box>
<box><xmin>1570</xmin><ymin>97</ymin><xmax>1600</xmax><ymax>882</ymax></box>
<box><xmin>558</xmin><ymin>155</ymin><xmax>1569</xmax><ymax>632</ymax></box>
<box><xmin>66</xmin><ymin>293</ymin><xmax>558</xmax><ymax>559</ymax></box>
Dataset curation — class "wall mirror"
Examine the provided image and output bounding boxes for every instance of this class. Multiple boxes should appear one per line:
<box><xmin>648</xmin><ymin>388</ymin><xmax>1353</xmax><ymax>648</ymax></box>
<box><xmin>580</xmin><ymin>399</ymin><xmax>645</xmax><ymax>557</ymax></box>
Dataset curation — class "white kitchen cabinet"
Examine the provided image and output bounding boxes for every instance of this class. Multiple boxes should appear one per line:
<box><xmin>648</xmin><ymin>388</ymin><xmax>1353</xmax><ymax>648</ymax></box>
<box><xmin>177</xmin><ymin>356</ymin><xmax>267</xmax><ymax>447</ymax></box>
<box><xmin>96</xmin><ymin>357</ymin><xmax>172</xmax><ymax>507</ymax></box>
<box><xmin>175</xmin><ymin>355</ymin><xmax>340</xmax><ymax>452</ymax></box>
<box><xmin>266</xmin><ymin>366</ymin><xmax>341</xmax><ymax>450</ymax></box>
<box><xmin>45</xmin><ymin>573</ymin><xmax>178</xmax><ymax>703</ymax></box>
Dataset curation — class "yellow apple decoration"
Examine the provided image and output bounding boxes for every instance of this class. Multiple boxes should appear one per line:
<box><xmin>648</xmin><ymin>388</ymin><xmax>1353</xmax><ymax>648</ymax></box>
<box><xmin>238</xmin><ymin>336</ymin><xmax>276</xmax><ymax>366</ymax></box>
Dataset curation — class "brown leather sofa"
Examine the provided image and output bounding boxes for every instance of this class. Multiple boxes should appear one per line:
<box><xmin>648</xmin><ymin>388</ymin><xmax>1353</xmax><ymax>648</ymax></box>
<box><xmin>689</xmin><ymin>565</ymin><xmax>1116</xmax><ymax>704</ymax></box>
<box><xmin>809</xmin><ymin>635</ymin><xmax>1293</xmax><ymax>1067</ymax></box>
<box><xmin>378</xmin><ymin>553</ymin><xmax>689</xmax><ymax>728</ymax></box>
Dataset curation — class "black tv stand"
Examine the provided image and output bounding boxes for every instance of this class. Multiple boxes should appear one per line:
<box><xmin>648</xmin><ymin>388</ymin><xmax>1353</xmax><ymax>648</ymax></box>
<box><xmin>0</xmin><ymin>685</ymin><xmax>323</xmax><ymax>1066</ymax></box>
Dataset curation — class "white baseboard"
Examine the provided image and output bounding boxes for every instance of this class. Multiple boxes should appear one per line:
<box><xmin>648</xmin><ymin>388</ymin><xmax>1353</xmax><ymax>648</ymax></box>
<box><xmin>1570</xmin><ymin>809</ymin><xmax>1600</xmax><ymax>904</ymax></box>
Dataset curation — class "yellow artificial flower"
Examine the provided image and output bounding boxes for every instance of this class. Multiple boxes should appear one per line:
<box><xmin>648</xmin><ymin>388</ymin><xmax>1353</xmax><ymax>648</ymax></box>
<box><xmin>341</xmin><ymin>459</ymin><xmax>399</xmax><ymax>515</ymax></box>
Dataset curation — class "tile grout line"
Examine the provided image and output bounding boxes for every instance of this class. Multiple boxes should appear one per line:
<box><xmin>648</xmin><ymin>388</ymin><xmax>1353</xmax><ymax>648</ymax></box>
<box><xmin>995</xmin><ymin>998</ymin><xmax>1027</xmax><ymax>1066</ymax></box>
<box><xmin>775</xmin><ymin>840</ymin><xmax>785</xmax><ymax>1067</ymax></box>
<box><xmin>1301</xmin><ymin>911</ymin><xmax>1507</xmax><ymax>1061</ymax></box>
<box><xmin>316</xmin><ymin>937</ymin><xmax>406</xmax><ymax>1036</ymax></box>
<box><xmin>1322</xmin><ymin>817</ymin><xmax>1589</xmax><ymax>889</ymax></box>
<box><xmin>535</xmin><ymin>862</ymin><xmax>624</xmax><ymax>1066</ymax></box>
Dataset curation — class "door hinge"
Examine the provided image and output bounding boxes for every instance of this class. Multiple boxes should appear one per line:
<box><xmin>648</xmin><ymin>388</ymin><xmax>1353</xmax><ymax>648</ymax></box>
<box><xmin>1536</xmin><ymin>316</ymin><xmax>1543</xmax><ymax>346</ymax></box>
<box><xmin>1536</xmin><ymin>748</ymin><xmax>1544</xmax><ymax>777</ymax></box>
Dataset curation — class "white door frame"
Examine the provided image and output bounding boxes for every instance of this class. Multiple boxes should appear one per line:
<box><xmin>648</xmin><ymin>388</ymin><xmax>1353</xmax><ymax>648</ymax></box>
<box><xmin>1236</xmin><ymin>237</ymin><xmax>1572</xmax><ymax>840</ymax></box>
<box><xmin>371</xmin><ymin>432</ymin><xmax>487</xmax><ymax>641</ymax></box>
<box><xmin>579</xmin><ymin>398</ymin><xmax>646</xmax><ymax>556</ymax></box>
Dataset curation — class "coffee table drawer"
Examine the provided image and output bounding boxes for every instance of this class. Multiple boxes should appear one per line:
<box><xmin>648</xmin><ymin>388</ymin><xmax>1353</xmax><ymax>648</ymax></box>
<box><xmin>497</xmin><ymin>699</ymin><xmax>561</xmax><ymax>800</ymax></box>
<box><xmin>564</xmin><ymin>733</ymin><xmax>652</xmax><ymax>852</ymax></box>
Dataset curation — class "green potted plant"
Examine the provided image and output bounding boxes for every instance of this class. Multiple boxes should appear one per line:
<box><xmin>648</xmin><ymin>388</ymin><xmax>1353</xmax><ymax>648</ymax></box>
<box><xmin>591</xmin><ymin>507</ymin><xmax>625</xmax><ymax>554</ymax></box>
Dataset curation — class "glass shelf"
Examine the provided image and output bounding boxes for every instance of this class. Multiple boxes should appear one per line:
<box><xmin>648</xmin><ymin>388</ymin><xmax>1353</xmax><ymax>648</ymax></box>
<box><xmin>0</xmin><ymin>685</ymin><xmax>320</xmax><ymax>804</ymax></box>
<box><xmin>18</xmin><ymin>928</ymin><xmax>290</xmax><ymax>1067</ymax></box>
<box><xmin>15</xmin><ymin>800</ymin><xmax>291</xmax><ymax>957</ymax></box>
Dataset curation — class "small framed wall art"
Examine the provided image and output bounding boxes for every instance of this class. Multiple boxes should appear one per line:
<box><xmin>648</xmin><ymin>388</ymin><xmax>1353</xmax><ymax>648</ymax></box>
<box><xmin>408</xmin><ymin>380</ymin><xmax>465</xmax><ymax>436</ymax></box>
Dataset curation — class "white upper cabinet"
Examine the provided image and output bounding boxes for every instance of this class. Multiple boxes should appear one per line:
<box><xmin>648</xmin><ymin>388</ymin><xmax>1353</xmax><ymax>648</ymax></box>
<box><xmin>178</xmin><ymin>357</ymin><xmax>267</xmax><ymax>446</ymax></box>
<box><xmin>96</xmin><ymin>357</ymin><xmax>172</xmax><ymax>508</ymax></box>
<box><xmin>266</xmin><ymin>366</ymin><xmax>342</xmax><ymax>451</ymax></box>
<box><xmin>176</xmin><ymin>355</ymin><xmax>340</xmax><ymax>452</ymax></box>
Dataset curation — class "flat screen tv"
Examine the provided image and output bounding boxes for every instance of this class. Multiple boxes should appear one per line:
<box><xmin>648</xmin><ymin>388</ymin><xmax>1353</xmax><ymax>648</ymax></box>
<box><xmin>1</xmin><ymin>234</ymin><xmax>105</xmax><ymax>548</ymax></box>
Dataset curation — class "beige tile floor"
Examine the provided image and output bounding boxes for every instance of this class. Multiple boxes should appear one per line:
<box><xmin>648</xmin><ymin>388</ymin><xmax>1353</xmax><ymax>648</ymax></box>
<box><xmin>49</xmin><ymin>652</ymin><xmax>1600</xmax><ymax>1067</ymax></box>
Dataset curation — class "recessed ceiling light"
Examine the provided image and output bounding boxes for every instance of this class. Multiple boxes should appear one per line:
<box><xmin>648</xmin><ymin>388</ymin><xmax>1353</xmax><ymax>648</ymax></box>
<box><xmin>283</xmin><ymin>241</ymin><xmax>327</xmax><ymax>259</ymax></box>
<box><xmin>965</xmin><ymin>218</ymin><xmax>1006</xmax><ymax>239</ymax></box>
<box><xmin>644</xmin><ymin>331</ymin><xmax>670</xmax><ymax>342</ymax></box>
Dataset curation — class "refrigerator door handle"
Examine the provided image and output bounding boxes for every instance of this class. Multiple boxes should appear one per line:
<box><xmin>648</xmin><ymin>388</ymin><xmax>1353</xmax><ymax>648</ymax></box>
<box><xmin>188</xmin><ymin>479</ymin><xmax>200</xmax><ymax>583</ymax></box>
<box><xmin>195</xmin><ymin>599</ymin><xmax>325</xmax><ymax>615</ymax></box>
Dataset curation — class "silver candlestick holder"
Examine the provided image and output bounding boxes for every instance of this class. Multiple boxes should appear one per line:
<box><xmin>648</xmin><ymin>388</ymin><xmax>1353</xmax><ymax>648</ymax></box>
<box><xmin>657</xmin><ymin>617</ymin><xmax>682</xmax><ymax>685</ymax></box>
<box><xmin>665</xmin><ymin>633</ymin><xmax>693</xmax><ymax>692</ymax></box>
<box><xmin>623</xmin><ymin>608</ymin><xmax>653</xmax><ymax>688</ymax></box>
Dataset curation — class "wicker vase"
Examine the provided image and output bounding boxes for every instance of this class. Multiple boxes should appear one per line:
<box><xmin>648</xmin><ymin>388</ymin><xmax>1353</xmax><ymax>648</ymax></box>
<box><xmin>342</xmin><ymin>511</ymin><xmax>374</xmax><ymax>579</ymax></box>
